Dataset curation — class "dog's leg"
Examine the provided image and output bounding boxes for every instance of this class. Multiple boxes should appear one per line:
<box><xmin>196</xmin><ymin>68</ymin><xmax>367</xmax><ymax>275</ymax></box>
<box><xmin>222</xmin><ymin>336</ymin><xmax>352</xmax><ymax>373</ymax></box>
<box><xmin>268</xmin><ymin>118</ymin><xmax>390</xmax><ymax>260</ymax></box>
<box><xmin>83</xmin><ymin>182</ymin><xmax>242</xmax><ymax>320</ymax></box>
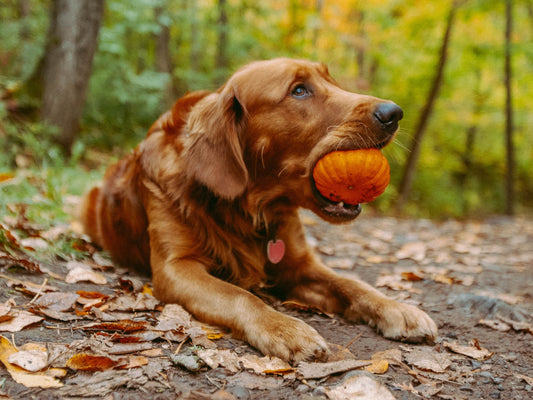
<box><xmin>270</xmin><ymin>217</ymin><xmax>438</xmax><ymax>343</ymax></box>
<box><xmin>152</xmin><ymin>257</ymin><xmax>329</xmax><ymax>363</ymax></box>
<box><xmin>145</xmin><ymin>203</ymin><xmax>328</xmax><ymax>364</ymax></box>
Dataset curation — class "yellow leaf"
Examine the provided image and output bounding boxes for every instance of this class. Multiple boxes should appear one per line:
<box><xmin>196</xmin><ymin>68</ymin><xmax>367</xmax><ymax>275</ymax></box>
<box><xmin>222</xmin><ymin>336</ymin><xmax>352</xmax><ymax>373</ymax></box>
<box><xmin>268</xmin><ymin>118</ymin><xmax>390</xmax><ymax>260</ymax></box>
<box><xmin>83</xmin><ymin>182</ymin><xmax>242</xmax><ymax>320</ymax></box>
<box><xmin>365</xmin><ymin>359</ymin><xmax>389</xmax><ymax>374</ymax></box>
<box><xmin>0</xmin><ymin>336</ymin><xmax>64</xmax><ymax>388</ymax></box>
<box><xmin>142</xmin><ymin>284</ymin><xmax>153</xmax><ymax>295</ymax></box>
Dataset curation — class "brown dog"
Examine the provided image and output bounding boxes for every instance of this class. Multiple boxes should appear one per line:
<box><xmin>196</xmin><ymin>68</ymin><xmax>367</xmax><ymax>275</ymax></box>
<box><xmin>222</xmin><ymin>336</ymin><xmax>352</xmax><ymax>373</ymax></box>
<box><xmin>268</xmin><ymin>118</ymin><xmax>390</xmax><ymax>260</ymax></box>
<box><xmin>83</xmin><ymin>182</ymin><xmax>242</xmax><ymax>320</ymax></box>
<box><xmin>81</xmin><ymin>58</ymin><xmax>437</xmax><ymax>363</ymax></box>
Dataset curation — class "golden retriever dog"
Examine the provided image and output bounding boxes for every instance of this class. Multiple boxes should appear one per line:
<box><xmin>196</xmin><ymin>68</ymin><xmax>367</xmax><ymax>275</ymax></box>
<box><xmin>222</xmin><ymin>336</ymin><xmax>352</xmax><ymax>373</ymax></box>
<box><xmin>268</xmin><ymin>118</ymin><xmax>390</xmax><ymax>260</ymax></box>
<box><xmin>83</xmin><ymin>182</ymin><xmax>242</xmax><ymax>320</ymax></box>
<box><xmin>81</xmin><ymin>58</ymin><xmax>437</xmax><ymax>363</ymax></box>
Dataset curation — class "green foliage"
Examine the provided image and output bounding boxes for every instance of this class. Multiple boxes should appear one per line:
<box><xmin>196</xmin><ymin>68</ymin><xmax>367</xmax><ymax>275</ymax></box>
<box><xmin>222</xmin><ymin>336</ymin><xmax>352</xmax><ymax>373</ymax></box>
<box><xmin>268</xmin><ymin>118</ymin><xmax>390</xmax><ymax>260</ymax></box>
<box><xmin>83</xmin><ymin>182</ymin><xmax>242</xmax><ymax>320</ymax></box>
<box><xmin>0</xmin><ymin>0</ymin><xmax>531</xmax><ymax>217</ymax></box>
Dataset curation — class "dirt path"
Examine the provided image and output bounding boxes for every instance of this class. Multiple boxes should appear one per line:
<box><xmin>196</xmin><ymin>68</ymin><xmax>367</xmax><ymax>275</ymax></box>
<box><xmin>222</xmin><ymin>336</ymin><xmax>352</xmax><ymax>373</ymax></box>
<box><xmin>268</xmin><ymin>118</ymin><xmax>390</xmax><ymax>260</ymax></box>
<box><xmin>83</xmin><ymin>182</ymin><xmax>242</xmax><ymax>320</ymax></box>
<box><xmin>1</xmin><ymin>212</ymin><xmax>532</xmax><ymax>399</ymax></box>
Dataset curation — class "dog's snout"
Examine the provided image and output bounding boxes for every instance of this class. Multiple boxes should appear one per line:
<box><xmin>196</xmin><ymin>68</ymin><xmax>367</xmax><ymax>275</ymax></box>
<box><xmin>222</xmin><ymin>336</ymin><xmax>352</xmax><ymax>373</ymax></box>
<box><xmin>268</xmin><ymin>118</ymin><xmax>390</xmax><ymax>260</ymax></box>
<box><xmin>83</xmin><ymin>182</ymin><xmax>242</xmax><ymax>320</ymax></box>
<box><xmin>373</xmin><ymin>103</ymin><xmax>403</xmax><ymax>131</ymax></box>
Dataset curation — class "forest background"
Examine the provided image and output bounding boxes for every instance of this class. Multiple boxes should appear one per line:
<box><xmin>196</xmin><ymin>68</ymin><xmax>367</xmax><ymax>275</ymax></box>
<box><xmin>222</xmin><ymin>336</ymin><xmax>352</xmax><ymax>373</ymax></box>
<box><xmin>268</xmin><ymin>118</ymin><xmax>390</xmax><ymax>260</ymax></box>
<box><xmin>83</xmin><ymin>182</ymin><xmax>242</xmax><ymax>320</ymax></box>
<box><xmin>0</xmin><ymin>0</ymin><xmax>532</xmax><ymax>219</ymax></box>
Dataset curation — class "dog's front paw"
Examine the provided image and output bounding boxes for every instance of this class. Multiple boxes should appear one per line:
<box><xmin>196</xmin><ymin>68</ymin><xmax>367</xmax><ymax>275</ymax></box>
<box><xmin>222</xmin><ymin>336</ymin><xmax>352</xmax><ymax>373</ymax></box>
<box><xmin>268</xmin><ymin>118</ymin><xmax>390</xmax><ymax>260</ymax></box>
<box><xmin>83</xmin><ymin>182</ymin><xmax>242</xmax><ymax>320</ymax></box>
<box><xmin>373</xmin><ymin>300</ymin><xmax>438</xmax><ymax>343</ymax></box>
<box><xmin>244</xmin><ymin>310</ymin><xmax>329</xmax><ymax>364</ymax></box>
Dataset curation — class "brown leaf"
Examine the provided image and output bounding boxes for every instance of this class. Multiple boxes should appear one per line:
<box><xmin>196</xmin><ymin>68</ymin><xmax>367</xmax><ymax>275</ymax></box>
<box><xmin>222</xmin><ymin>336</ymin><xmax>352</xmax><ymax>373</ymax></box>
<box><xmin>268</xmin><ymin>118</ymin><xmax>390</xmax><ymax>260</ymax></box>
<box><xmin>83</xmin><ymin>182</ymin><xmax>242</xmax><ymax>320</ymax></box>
<box><xmin>107</xmin><ymin>293</ymin><xmax>159</xmax><ymax>312</ymax></box>
<box><xmin>76</xmin><ymin>290</ymin><xmax>110</xmax><ymax>299</ymax></box>
<box><xmin>403</xmin><ymin>347</ymin><xmax>452</xmax><ymax>373</ymax></box>
<box><xmin>66</xmin><ymin>353</ymin><xmax>119</xmax><ymax>371</ymax></box>
<box><xmin>34</xmin><ymin>292</ymin><xmax>79</xmax><ymax>312</ymax></box>
<box><xmin>478</xmin><ymin>319</ymin><xmax>511</xmax><ymax>332</ymax></box>
<box><xmin>443</xmin><ymin>340</ymin><xmax>494</xmax><ymax>361</ymax></box>
<box><xmin>84</xmin><ymin>320</ymin><xmax>151</xmax><ymax>332</ymax></box>
<box><xmin>297</xmin><ymin>359</ymin><xmax>372</xmax><ymax>380</ymax></box>
<box><xmin>327</xmin><ymin>375</ymin><xmax>396</xmax><ymax>400</ymax></box>
<box><xmin>401</xmin><ymin>271</ymin><xmax>424</xmax><ymax>281</ymax></box>
<box><xmin>95</xmin><ymin>330</ymin><xmax>162</xmax><ymax>343</ymax></box>
<box><xmin>118</xmin><ymin>277</ymin><xmax>144</xmax><ymax>292</ymax></box>
<box><xmin>395</xmin><ymin>242</ymin><xmax>426</xmax><ymax>261</ymax></box>
<box><xmin>375</xmin><ymin>274</ymin><xmax>414</xmax><ymax>291</ymax></box>
<box><xmin>0</xmin><ymin>254</ymin><xmax>43</xmax><ymax>273</ymax></box>
<box><xmin>0</xmin><ymin>310</ymin><xmax>43</xmax><ymax>332</ymax></box>
<box><xmin>371</xmin><ymin>348</ymin><xmax>403</xmax><ymax>365</ymax></box>
<box><xmin>65</xmin><ymin>262</ymin><xmax>107</xmax><ymax>284</ymax></box>
<box><xmin>517</xmin><ymin>374</ymin><xmax>533</xmax><ymax>386</ymax></box>
<box><xmin>116</xmin><ymin>355</ymin><xmax>148</xmax><ymax>369</ymax></box>
<box><xmin>0</xmin><ymin>172</ymin><xmax>15</xmax><ymax>182</ymax></box>
<box><xmin>28</xmin><ymin>306</ymin><xmax>82</xmax><ymax>322</ymax></box>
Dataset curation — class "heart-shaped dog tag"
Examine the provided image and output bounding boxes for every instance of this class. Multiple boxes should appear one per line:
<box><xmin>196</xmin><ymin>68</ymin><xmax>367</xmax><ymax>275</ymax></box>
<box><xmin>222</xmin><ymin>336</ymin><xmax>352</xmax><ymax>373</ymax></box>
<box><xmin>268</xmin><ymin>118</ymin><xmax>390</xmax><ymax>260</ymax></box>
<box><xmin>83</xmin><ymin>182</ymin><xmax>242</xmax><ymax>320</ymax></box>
<box><xmin>267</xmin><ymin>239</ymin><xmax>285</xmax><ymax>264</ymax></box>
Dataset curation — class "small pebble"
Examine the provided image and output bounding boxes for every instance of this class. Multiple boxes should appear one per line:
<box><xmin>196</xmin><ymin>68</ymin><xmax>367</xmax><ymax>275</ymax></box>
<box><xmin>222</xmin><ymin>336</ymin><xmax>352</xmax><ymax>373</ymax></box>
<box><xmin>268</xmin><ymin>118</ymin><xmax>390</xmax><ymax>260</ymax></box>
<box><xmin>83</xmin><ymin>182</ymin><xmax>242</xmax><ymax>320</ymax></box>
<box><xmin>227</xmin><ymin>386</ymin><xmax>250</xmax><ymax>400</ymax></box>
<box><xmin>313</xmin><ymin>386</ymin><xmax>326</xmax><ymax>396</ymax></box>
<box><xmin>296</xmin><ymin>384</ymin><xmax>310</xmax><ymax>393</ymax></box>
<box><xmin>479</xmin><ymin>371</ymin><xmax>492</xmax><ymax>379</ymax></box>
<box><xmin>489</xmin><ymin>391</ymin><xmax>501</xmax><ymax>399</ymax></box>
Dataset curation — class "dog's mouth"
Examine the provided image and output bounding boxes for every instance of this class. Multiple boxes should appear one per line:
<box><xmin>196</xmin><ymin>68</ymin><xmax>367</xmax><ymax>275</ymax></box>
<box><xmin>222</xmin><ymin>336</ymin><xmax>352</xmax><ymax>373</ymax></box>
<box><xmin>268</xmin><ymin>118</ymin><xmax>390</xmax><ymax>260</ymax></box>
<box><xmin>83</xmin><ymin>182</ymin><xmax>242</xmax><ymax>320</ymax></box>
<box><xmin>310</xmin><ymin>178</ymin><xmax>362</xmax><ymax>222</ymax></box>
<box><xmin>308</xmin><ymin>139</ymin><xmax>392</xmax><ymax>223</ymax></box>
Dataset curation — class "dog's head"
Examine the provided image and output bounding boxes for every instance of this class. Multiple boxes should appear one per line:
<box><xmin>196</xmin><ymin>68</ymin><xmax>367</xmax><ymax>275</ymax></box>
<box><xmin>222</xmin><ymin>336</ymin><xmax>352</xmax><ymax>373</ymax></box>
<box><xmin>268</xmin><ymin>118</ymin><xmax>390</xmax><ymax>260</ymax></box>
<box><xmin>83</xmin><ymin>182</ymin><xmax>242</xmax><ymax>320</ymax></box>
<box><xmin>183</xmin><ymin>58</ymin><xmax>402</xmax><ymax>223</ymax></box>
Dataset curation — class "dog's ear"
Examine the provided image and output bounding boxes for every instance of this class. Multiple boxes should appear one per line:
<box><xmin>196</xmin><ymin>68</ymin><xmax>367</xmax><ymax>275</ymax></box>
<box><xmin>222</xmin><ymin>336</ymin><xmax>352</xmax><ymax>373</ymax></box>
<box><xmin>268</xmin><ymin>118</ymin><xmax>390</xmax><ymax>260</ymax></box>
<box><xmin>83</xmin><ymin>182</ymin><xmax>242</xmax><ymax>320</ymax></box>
<box><xmin>183</xmin><ymin>85</ymin><xmax>248</xmax><ymax>199</ymax></box>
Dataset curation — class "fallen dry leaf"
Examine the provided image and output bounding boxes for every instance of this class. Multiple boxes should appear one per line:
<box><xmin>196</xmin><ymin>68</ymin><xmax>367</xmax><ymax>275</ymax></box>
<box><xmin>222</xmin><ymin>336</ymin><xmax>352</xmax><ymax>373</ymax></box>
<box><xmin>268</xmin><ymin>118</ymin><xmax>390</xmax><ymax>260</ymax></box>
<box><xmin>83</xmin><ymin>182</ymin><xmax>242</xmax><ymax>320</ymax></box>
<box><xmin>34</xmin><ymin>292</ymin><xmax>79</xmax><ymax>312</ymax></box>
<box><xmin>0</xmin><ymin>172</ymin><xmax>15</xmax><ymax>182</ymax></box>
<box><xmin>371</xmin><ymin>348</ymin><xmax>403</xmax><ymax>365</ymax></box>
<box><xmin>403</xmin><ymin>347</ymin><xmax>452</xmax><ymax>373</ymax></box>
<box><xmin>497</xmin><ymin>316</ymin><xmax>533</xmax><ymax>334</ymax></box>
<box><xmin>197</xmin><ymin>348</ymin><xmax>240</xmax><ymax>373</ymax></box>
<box><xmin>297</xmin><ymin>359</ymin><xmax>372</xmax><ymax>379</ymax></box>
<box><xmin>65</xmin><ymin>262</ymin><xmax>107</xmax><ymax>284</ymax></box>
<box><xmin>83</xmin><ymin>320</ymin><xmax>151</xmax><ymax>333</ymax></box>
<box><xmin>478</xmin><ymin>319</ymin><xmax>511</xmax><ymax>332</ymax></box>
<box><xmin>116</xmin><ymin>355</ymin><xmax>149</xmax><ymax>369</ymax></box>
<box><xmin>516</xmin><ymin>374</ymin><xmax>533</xmax><ymax>386</ymax></box>
<box><xmin>107</xmin><ymin>292</ymin><xmax>159</xmax><ymax>312</ymax></box>
<box><xmin>443</xmin><ymin>340</ymin><xmax>494</xmax><ymax>361</ymax></box>
<box><xmin>401</xmin><ymin>271</ymin><xmax>424</xmax><ymax>281</ymax></box>
<box><xmin>327</xmin><ymin>374</ymin><xmax>395</xmax><ymax>400</ymax></box>
<box><xmin>226</xmin><ymin>371</ymin><xmax>285</xmax><ymax>390</ymax></box>
<box><xmin>66</xmin><ymin>353</ymin><xmax>119</xmax><ymax>371</ymax></box>
<box><xmin>364</xmin><ymin>359</ymin><xmax>389</xmax><ymax>374</ymax></box>
<box><xmin>8</xmin><ymin>349</ymin><xmax>49</xmax><ymax>372</ymax></box>
<box><xmin>0</xmin><ymin>310</ymin><xmax>43</xmax><ymax>332</ymax></box>
<box><xmin>196</xmin><ymin>348</ymin><xmax>293</xmax><ymax>375</ymax></box>
<box><xmin>240</xmin><ymin>354</ymin><xmax>293</xmax><ymax>375</ymax></box>
<box><xmin>395</xmin><ymin>242</ymin><xmax>426</xmax><ymax>262</ymax></box>
<box><xmin>375</xmin><ymin>274</ymin><xmax>414</xmax><ymax>292</ymax></box>
<box><xmin>95</xmin><ymin>330</ymin><xmax>162</xmax><ymax>343</ymax></box>
<box><xmin>106</xmin><ymin>342</ymin><xmax>153</xmax><ymax>355</ymax></box>
<box><xmin>1</xmin><ymin>274</ymin><xmax>57</xmax><ymax>295</ymax></box>
<box><xmin>0</xmin><ymin>336</ymin><xmax>64</xmax><ymax>388</ymax></box>
<box><xmin>0</xmin><ymin>253</ymin><xmax>44</xmax><ymax>273</ymax></box>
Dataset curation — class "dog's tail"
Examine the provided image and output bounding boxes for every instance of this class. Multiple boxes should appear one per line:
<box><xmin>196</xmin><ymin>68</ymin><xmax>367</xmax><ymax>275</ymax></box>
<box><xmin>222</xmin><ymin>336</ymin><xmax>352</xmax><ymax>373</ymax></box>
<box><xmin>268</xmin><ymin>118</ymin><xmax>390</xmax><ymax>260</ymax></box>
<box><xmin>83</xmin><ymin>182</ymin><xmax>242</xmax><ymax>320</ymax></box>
<box><xmin>79</xmin><ymin>186</ymin><xmax>103</xmax><ymax>247</ymax></box>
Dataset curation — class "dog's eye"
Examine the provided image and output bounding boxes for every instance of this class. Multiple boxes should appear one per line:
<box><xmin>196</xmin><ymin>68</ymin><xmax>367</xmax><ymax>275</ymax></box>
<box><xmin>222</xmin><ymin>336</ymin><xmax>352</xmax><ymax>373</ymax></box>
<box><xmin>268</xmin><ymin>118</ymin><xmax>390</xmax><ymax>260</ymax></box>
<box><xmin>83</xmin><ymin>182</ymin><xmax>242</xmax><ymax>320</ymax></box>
<box><xmin>291</xmin><ymin>84</ymin><xmax>311</xmax><ymax>99</ymax></box>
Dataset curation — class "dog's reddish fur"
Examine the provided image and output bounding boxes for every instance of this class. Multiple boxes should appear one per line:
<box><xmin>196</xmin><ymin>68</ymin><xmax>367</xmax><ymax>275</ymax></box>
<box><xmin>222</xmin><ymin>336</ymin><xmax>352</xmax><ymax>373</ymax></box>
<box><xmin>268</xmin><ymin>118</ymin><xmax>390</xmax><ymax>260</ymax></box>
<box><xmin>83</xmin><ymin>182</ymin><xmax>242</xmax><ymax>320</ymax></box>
<box><xmin>81</xmin><ymin>58</ymin><xmax>437</xmax><ymax>363</ymax></box>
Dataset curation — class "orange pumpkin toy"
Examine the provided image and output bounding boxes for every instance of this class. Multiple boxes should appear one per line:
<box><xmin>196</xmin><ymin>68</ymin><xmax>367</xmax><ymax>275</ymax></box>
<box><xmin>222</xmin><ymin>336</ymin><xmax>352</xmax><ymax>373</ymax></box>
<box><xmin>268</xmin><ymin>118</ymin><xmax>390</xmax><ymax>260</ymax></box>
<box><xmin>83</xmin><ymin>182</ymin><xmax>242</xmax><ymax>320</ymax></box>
<box><xmin>312</xmin><ymin>148</ymin><xmax>390</xmax><ymax>205</ymax></box>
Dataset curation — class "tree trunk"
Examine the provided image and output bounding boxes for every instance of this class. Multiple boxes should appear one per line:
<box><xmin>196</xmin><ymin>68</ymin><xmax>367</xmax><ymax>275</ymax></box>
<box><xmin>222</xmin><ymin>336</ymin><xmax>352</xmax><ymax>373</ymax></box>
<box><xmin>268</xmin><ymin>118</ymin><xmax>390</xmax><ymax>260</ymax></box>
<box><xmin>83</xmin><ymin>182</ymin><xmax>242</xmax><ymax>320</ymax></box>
<box><xmin>458</xmin><ymin>67</ymin><xmax>484</xmax><ymax>215</ymax></box>
<box><xmin>155</xmin><ymin>1</ymin><xmax>177</xmax><ymax>108</ymax></box>
<box><xmin>41</xmin><ymin>0</ymin><xmax>104</xmax><ymax>154</ymax></box>
<box><xmin>189</xmin><ymin>0</ymin><xmax>201</xmax><ymax>73</ymax></box>
<box><xmin>395</xmin><ymin>3</ymin><xmax>459</xmax><ymax>212</ymax></box>
<box><xmin>214</xmin><ymin>0</ymin><xmax>229</xmax><ymax>86</ymax></box>
<box><xmin>504</xmin><ymin>0</ymin><xmax>515</xmax><ymax>215</ymax></box>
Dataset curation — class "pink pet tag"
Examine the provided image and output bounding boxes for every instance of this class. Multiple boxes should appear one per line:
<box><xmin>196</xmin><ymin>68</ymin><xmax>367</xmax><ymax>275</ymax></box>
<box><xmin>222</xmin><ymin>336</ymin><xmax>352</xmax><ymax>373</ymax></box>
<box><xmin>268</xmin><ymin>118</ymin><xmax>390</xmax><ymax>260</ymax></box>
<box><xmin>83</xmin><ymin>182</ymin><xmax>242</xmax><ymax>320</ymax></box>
<box><xmin>267</xmin><ymin>239</ymin><xmax>285</xmax><ymax>264</ymax></box>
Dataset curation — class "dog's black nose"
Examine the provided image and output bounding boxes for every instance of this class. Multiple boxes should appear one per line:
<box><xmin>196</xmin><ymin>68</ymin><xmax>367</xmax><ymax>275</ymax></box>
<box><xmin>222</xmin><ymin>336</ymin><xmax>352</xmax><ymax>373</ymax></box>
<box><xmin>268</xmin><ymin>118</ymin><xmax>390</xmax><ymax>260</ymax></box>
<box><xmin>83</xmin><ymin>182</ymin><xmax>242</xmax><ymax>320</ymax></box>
<box><xmin>374</xmin><ymin>103</ymin><xmax>403</xmax><ymax>129</ymax></box>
